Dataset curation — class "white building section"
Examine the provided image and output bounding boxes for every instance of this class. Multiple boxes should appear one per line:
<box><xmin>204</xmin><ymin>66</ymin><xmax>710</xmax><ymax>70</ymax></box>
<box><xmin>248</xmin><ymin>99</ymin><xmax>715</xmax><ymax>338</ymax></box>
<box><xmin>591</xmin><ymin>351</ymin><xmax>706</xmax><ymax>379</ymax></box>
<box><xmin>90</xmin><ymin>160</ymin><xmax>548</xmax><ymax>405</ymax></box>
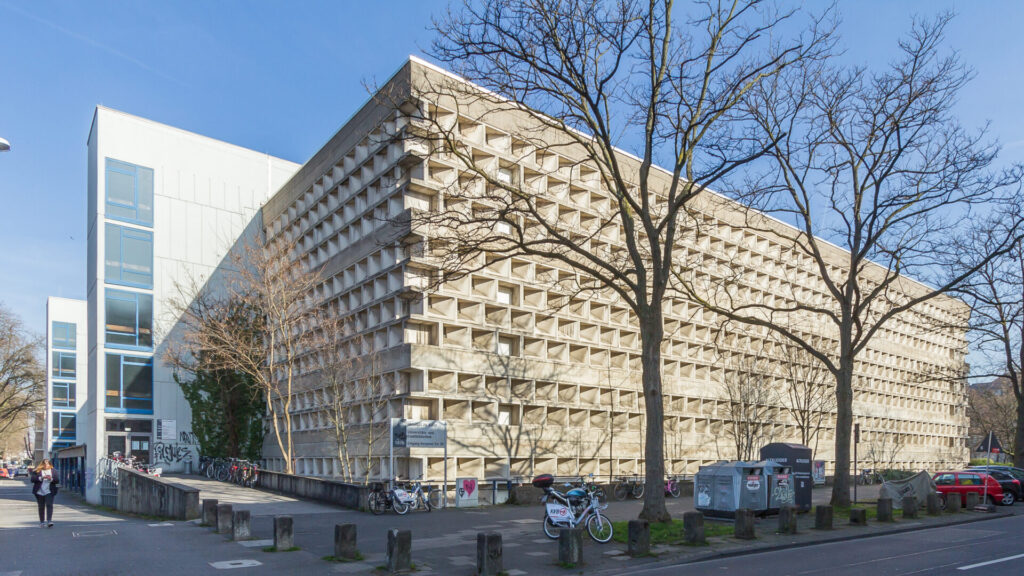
<box><xmin>45</xmin><ymin>297</ymin><xmax>87</xmax><ymax>453</ymax></box>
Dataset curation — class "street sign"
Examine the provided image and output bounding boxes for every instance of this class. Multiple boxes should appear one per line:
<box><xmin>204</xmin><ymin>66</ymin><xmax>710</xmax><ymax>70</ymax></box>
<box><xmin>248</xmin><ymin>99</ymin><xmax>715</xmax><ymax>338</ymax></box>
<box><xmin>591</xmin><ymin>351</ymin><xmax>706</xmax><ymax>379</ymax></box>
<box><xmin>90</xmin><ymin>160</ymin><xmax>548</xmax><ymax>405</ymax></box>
<box><xmin>391</xmin><ymin>419</ymin><xmax>447</xmax><ymax>448</ymax></box>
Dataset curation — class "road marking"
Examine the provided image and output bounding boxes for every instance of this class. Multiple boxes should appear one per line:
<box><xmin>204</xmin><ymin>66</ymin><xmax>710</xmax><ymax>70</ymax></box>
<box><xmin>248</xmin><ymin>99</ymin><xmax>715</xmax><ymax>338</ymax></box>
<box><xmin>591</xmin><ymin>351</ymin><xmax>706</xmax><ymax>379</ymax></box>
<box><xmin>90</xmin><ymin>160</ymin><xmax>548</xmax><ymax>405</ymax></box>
<box><xmin>72</xmin><ymin>529</ymin><xmax>118</xmax><ymax>538</ymax></box>
<box><xmin>958</xmin><ymin>553</ymin><xmax>1024</xmax><ymax>570</ymax></box>
<box><xmin>148</xmin><ymin>522</ymin><xmax>173</xmax><ymax>527</ymax></box>
<box><xmin>210</xmin><ymin>560</ymin><xmax>262</xmax><ymax>569</ymax></box>
<box><xmin>0</xmin><ymin>571</ymin><xmax>23</xmax><ymax>576</ymax></box>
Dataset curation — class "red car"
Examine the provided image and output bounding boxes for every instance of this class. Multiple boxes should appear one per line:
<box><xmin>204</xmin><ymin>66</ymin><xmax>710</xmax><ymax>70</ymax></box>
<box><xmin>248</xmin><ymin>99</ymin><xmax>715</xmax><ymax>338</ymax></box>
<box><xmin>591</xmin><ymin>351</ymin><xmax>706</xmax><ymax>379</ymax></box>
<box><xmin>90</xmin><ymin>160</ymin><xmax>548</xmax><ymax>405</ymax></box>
<box><xmin>933</xmin><ymin>471</ymin><xmax>1009</xmax><ymax>506</ymax></box>
<box><xmin>0</xmin><ymin>468</ymin><xmax>8</xmax><ymax>479</ymax></box>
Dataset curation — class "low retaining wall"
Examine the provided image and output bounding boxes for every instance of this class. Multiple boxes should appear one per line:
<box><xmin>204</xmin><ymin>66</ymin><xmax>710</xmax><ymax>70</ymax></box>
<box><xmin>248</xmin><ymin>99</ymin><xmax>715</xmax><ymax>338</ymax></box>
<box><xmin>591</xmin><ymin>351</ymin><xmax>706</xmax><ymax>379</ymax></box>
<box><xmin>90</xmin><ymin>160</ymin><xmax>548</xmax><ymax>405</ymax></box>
<box><xmin>256</xmin><ymin>470</ymin><xmax>369</xmax><ymax>511</ymax></box>
<box><xmin>117</xmin><ymin>467</ymin><xmax>200</xmax><ymax>520</ymax></box>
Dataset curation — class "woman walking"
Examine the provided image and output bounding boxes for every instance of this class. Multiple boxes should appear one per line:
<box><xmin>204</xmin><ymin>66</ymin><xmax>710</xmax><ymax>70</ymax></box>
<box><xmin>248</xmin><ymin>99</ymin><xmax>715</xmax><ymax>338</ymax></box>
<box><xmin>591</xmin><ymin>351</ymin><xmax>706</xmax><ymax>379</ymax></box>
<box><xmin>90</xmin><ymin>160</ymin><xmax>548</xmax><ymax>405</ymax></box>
<box><xmin>30</xmin><ymin>459</ymin><xmax>59</xmax><ymax>527</ymax></box>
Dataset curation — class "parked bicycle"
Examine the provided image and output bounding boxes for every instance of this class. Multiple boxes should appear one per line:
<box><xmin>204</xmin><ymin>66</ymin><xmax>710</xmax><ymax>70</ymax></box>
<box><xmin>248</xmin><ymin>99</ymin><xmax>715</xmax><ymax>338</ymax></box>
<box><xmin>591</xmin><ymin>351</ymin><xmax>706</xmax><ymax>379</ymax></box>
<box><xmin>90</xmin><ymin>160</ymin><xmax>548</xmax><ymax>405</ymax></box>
<box><xmin>368</xmin><ymin>481</ymin><xmax>415</xmax><ymax>515</ymax></box>
<box><xmin>396</xmin><ymin>477</ymin><xmax>434</xmax><ymax>512</ymax></box>
<box><xmin>665</xmin><ymin>476</ymin><xmax>682</xmax><ymax>498</ymax></box>
<box><xmin>577</xmin><ymin>474</ymin><xmax>606</xmax><ymax>504</ymax></box>
<box><xmin>857</xmin><ymin>469</ymin><xmax>884</xmax><ymax>485</ymax></box>
<box><xmin>534</xmin><ymin>474</ymin><xmax>613</xmax><ymax>543</ymax></box>
<box><xmin>613</xmin><ymin>475</ymin><xmax>644</xmax><ymax>500</ymax></box>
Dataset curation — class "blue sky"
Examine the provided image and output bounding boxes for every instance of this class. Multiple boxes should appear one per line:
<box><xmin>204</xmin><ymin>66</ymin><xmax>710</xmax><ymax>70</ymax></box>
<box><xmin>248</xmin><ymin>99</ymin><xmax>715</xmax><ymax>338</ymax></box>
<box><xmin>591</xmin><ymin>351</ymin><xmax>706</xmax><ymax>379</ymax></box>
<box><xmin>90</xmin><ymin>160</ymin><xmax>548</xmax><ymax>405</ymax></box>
<box><xmin>0</xmin><ymin>1</ymin><xmax>1021</xmax><ymax>335</ymax></box>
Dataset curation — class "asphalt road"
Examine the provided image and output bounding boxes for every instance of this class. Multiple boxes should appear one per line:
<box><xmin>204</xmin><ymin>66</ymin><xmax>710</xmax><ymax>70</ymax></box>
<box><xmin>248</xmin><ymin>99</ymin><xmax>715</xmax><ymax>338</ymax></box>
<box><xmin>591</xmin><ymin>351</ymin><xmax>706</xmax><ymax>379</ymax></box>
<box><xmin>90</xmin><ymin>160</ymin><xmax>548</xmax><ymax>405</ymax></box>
<box><xmin>636</xmin><ymin>513</ymin><xmax>1024</xmax><ymax>576</ymax></box>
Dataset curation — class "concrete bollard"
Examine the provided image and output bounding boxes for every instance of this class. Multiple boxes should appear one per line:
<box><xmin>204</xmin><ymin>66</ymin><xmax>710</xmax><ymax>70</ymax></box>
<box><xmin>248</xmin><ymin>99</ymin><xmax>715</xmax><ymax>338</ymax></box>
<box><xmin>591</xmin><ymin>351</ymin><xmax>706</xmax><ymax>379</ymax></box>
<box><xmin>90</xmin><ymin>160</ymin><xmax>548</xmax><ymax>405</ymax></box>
<box><xmin>965</xmin><ymin>492</ymin><xmax>980</xmax><ymax>508</ymax></box>
<box><xmin>946</xmin><ymin>493</ymin><xmax>962</xmax><ymax>514</ymax></box>
<box><xmin>814</xmin><ymin>505</ymin><xmax>833</xmax><ymax>530</ymax></box>
<box><xmin>877</xmin><ymin>498</ymin><xmax>893</xmax><ymax>522</ymax></box>
<box><xmin>683</xmin><ymin>511</ymin><xmax>705</xmax><ymax>545</ymax></box>
<box><xmin>232</xmin><ymin>510</ymin><xmax>251</xmax><ymax>541</ymax></box>
<box><xmin>902</xmin><ymin>496</ymin><xmax>918</xmax><ymax>519</ymax></box>
<box><xmin>778</xmin><ymin>506</ymin><xmax>798</xmax><ymax>534</ymax></box>
<box><xmin>202</xmin><ymin>499</ymin><xmax>218</xmax><ymax>527</ymax></box>
<box><xmin>216</xmin><ymin>503</ymin><xmax>233</xmax><ymax>534</ymax></box>
<box><xmin>386</xmin><ymin>529</ymin><xmax>412</xmax><ymax>574</ymax></box>
<box><xmin>274</xmin><ymin>516</ymin><xmax>294</xmax><ymax>550</ymax></box>
<box><xmin>476</xmin><ymin>532</ymin><xmax>502</xmax><ymax>576</ymax></box>
<box><xmin>926</xmin><ymin>493</ymin><xmax>942</xmax><ymax>515</ymax></box>
<box><xmin>849</xmin><ymin>508</ymin><xmax>867</xmax><ymax>526</ymax></box>
<box><xmin>628</xmin><ymin>520</ymin><xmax>651</xmax><ymax>556</ymax></box>
<box><xmin>558</xmin><ymin>528</ymin><xmax>583</xmax><ymax>566</ymax></box>
<box><xmin>734</xmin><ymin>508</ymin><xmax>756</xmax><ymax>540</ymax></box>
<box><xmin>335</xmin><ymin>524</ymin><xmax>359</xmax><ymax>561</ymax></box>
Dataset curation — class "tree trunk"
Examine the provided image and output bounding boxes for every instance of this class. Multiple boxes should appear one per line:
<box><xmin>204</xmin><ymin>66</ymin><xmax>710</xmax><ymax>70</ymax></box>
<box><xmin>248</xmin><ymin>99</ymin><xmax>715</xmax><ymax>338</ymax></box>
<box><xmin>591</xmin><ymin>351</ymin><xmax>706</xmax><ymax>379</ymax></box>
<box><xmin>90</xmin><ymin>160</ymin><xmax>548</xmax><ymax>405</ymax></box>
<box><xmin>1014</xmin><ymin>387</ymin><xmax>1024</xmax><ymax>469</ymax></box>
<box><xmin>639</xmin><ymin>309</ymin><xmax>670</xmax><ymax>522</ymax></box>
<box><xmin>831</xmin><ymin>359</ymin><xmax>854</xmax><ymax>507</ymax></box>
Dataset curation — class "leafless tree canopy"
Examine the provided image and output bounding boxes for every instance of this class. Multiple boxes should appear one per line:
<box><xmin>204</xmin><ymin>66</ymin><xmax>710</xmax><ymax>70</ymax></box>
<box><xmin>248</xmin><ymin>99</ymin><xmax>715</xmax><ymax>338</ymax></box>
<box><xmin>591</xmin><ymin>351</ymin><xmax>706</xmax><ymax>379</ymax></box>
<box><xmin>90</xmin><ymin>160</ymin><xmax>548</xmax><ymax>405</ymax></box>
<box><xmin>681</xmin><ymin>13</ymin><xmax>1024</xmax><ymax>506</ymax></box>
<box><xmin>776</xmin><ymin>336</ymin><xmax>834</xmax><ymax>454</ymax></box>
<box><xmin>712</xmin><ymin>335</ymin><xmax>780</xmax><ymax>461</ymax></box>
<box><xmin>418</xmin><ymin>0</ymin><xmax>828</xmax><ymax>522</ymax></box>
<box><xmin>167</xmin><ymin>235</ymin><xmax>322</xmax><ymax>475</ymax></box>
<box><xmin>0</xmin><ymin>304</ymin><xmax>44</xmax><ymax>440</ymax></box>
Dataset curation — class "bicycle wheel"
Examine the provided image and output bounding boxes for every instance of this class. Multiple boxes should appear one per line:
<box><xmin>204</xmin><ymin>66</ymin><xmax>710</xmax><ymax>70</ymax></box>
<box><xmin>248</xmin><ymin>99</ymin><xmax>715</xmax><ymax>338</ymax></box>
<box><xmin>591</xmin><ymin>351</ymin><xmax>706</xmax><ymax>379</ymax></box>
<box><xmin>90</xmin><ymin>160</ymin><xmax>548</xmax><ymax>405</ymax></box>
<box><xmin>421</xmin><ymin>494</ymin><xmax>432</xmax><ymax>512</ymax></box>
<box><xmin>613</xmin><ymin>483</ymin><xmax>630</xmax><ymax>501</ymax></box>
<box><xmin>587</xmin><ymin>513</ymin><xmax>614</xmax><ymax>543</ymax></box>
<box><xmin>668</xmin><ymin>482</ymin><xmax>681</xmax><ymax>498</ymax></box>
<box><xmin>392</xmin><ymin>498</ymin><xmax>410</xmax><ymax>515</ymax></box>
<box><xmin>631</xmin><ymin>482</ymin><xmax>645</xmax><ymax>499</ymax></box>
<box><xmin>216</xmin><ymin>466</ymin><xmax>230</xmax><ymax>482</ymax></box>
<box><xmin>428</xmin><ymin>489</ymin><xmax>444</xmax><ymax>509</ymax></box>
<box><xmin>368</xmin><ymin>492</ymin><xmax>387</xmax><ymax>515</ymax></box>
<box><xmin>542</xmin><ymin>515</ymin><xmax>560</xmax><ymax>539</ymax></box>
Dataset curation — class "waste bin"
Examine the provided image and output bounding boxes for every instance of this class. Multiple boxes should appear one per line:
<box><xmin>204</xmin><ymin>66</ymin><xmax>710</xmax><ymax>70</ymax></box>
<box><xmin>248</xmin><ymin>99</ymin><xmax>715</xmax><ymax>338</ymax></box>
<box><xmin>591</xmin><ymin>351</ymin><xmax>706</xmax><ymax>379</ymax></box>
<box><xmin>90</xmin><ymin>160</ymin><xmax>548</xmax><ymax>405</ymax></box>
<box><xmin>695</xmin><ymin>461</ymin><xmax>781</xmax><ymax>518</ymax></box>
<box><xmin>760</xmin><ymin>443</ymin><xmax>813</xmax><ymax>512</ymax></box>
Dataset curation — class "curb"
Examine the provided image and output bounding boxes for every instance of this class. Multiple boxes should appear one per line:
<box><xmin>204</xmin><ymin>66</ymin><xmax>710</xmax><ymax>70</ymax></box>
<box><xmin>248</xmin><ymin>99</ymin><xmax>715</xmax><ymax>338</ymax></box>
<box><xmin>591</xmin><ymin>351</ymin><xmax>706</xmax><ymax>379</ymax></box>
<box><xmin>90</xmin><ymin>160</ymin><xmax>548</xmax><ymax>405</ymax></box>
<box><xmin>594</xmin><ymin>511</ymin><xmax>1016</xmax><ymax>575</ymax></box>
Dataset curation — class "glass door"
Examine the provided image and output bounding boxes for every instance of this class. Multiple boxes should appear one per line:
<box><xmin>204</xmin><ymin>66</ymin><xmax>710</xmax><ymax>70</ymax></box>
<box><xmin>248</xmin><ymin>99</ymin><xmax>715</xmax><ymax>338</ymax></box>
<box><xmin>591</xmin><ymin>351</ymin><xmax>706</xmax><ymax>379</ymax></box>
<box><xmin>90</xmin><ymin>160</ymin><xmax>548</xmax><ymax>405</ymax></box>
<box><xmin>129</xmin><ymin>435</ymin><xmax>151</xmax><ymax>464</ymax></box>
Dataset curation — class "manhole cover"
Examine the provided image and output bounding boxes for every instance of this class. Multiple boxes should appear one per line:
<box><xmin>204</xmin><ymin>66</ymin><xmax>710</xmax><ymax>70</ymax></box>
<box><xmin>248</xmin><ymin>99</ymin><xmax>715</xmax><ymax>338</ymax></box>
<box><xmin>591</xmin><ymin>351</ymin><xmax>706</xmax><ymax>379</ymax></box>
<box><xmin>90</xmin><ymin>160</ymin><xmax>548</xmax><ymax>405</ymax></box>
<box><xmin>210</xmin><ymin>560</ymin><xmax>262</xmax><ymax>569</ymax></box>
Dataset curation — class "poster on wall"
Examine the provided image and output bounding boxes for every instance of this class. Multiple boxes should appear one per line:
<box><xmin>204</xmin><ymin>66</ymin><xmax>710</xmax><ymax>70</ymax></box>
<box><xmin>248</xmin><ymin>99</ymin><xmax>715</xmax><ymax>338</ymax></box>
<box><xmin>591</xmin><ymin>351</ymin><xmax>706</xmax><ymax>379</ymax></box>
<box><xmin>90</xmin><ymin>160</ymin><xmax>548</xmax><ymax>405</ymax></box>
<box><xmin>812</xmin><ymin>461</ymin><xmax>826</xmax><ymax>485</ymax></box>
<box><xmin>156</xmin><ymin>419</ymin><xmax>176</xmax><ymax>441</ymax></box>
<box><xmin>455</xmin><ymin>477</ymin><xmax>479</xmax><ymax>507</ymax></box>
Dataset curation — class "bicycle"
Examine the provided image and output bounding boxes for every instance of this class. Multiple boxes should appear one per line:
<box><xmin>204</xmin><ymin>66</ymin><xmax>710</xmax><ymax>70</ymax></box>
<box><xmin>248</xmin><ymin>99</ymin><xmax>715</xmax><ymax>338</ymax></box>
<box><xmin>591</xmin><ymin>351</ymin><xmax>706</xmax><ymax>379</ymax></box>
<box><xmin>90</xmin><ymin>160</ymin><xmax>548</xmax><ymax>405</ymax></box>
<box><xmin>577</xmin><ymin>474</ymin><xmax>607</xmax><ymax>504</ymax></box>
<box><xmin>857</xmin><ymin>469</ymin><xmax>883</xmax><ymax>485</ymax></box>
<box><xmin>613</xmin><ymin>476</ymin><xmax>644</xmax><ymax>500</ymax></box>
<box><xmin>398</xmin><ymin>477</ymin><xmax>433</xmax><ymax>512</ymax></box>
<box><xmin>538</xmin><ymin>478</ymin><xmax>613</xmax><ymax>543</ymax></box>
<box><xmin>368</xmin><ymin>482</ymin><xmax>411</xmax><ymax>515</ymax></box>
<box><xmin>665</xmin><ymin>476</ymin><xmax>682</xmax><ymax>498</ymax></box>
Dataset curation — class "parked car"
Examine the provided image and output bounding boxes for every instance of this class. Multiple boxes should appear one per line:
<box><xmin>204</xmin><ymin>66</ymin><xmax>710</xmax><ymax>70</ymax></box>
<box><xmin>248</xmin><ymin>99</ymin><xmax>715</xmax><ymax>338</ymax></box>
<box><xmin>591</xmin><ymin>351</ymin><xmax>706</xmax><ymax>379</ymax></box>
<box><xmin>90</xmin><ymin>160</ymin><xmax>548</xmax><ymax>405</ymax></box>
<box><xmin>0</xmin><ymin>468</ymin><xmax>8</xmax><ymax>479</ymax></box>
<box><xmin>14</xmin><ymin>466</ymin><xmax>28</xmax><ymax>478</ymax></box>
<box><xmin>981</xmin><ymin>470</ymin><xmax>1022</xmax><ymax>504</ymax></box>
<box><xmin>933</xmin><ymin>471</ymin><xmax>1010</xmax><ymax>506</ymax></box>
<box><xmin>967</xmin><ymin>465</ymin><xmax>1024</xmax><ymax>482</ymax></box>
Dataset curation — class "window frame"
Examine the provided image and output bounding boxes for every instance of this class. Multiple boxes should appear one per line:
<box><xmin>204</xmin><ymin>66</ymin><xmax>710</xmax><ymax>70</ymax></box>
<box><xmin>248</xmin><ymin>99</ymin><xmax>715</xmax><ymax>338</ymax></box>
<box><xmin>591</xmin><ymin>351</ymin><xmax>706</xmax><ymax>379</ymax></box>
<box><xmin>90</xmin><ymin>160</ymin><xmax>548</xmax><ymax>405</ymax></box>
<box><xmin>51</xmin><ymin>380</ymin><xmax>76</xmax><ymax>408</ymax></box>
<box><xmin>105</xmin><ymin>158</ymin><xmax>154</xmax><ymax>226</ymax></box>
<box><xmin>105</xmin><ymin>223</ymin><xmax>154</xmax><ymax>289</ymax></box>
<box><xmin>52</xmin><ymin>412</ymin><xmax>76</xmax><ymax>441</ymax></box>
<box><xmin>51</xmin><ymin>321</ymin><xmax>76</xmax><ymax>350</ymax></box>
<box><xmin>52</xmin><ymin>350</ymin><xmax>76</xmax><ymax>379</ymax></box>
<box><xmin>104</xmin><ymin>289</ymin><xmax>153</xmax><ymax>350</ymax></box>
<box><xmin>105</xmin><ymin>353</ymin><xmax>154</xmax><ymax>415</ymax></box>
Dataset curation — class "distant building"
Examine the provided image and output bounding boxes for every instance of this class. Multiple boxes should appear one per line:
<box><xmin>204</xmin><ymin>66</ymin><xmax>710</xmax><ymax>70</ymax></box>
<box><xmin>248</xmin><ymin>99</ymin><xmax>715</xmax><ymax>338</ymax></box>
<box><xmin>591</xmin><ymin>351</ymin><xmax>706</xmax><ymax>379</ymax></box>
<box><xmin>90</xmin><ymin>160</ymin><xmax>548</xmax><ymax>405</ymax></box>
<box><xmin>44</xmin><ymin>297</ymin><xmax>87</xmax><ymax>453</ymax></box>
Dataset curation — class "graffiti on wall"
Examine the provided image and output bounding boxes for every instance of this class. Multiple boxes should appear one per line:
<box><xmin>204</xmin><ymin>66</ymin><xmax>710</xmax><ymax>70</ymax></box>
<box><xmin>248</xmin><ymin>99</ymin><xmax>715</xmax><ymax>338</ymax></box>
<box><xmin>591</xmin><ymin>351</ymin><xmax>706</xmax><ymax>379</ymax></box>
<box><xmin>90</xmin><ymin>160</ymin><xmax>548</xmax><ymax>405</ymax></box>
<box><xmin>152</xmin><ymin>442</ymin><xmax>194</xmax><ymax>464</ymax></box>
<box><xmin>178</xmin><ymin>431</ymin><xmax>199</xmax><ymax>446</ymax></box>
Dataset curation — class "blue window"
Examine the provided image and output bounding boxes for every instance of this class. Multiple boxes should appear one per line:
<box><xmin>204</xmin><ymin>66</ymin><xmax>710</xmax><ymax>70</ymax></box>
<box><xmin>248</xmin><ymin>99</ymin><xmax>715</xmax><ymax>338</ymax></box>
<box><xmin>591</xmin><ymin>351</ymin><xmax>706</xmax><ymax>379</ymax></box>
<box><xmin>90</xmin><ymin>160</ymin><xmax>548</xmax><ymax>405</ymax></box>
<box><xmin>52</xmin><ymin>351</ymin><xmax>76</xmax><ymax>378</ymax></box>
<box><xmin>105</xmin><ymin>223</ymin><xmax>153</xmax><ymax>288</ymax></box>
<box><xmin>52</xmin><ymin>322</ymin><xmax>76</xmax><ymax>349</ymax></box>
<box><xmin>52</xmin><ymin>413</ymin><xmax>76</xmax><ymax>441</ymax></box>
<box><xmin>105</xmin><ymin>353</ymin><xmax>153</xmax><ymax>414</ymax></box>
<box><xmin>105</xmin><ymin>289</ymin><xmax>153</xmax><ymax>349</ymax></box>
<box><xmin>52</xmin><ymin>380</ymin><xmax>76</xmax><ymax>408</ymax></box>
<box><xmin>105</xmin><ymin>158</ymin><xmax>154</xmax><ymax>225</ymax></box>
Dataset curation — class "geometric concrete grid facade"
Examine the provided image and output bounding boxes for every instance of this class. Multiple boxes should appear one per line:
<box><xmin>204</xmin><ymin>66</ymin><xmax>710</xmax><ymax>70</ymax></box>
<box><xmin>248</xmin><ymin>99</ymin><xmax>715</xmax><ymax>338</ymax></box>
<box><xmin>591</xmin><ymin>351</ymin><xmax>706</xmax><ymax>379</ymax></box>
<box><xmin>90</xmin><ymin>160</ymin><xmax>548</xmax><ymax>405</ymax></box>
<box><xmin>259</xmin><ymin>57</ymin><xmax>970</xmax><ymax>482</ymax></box>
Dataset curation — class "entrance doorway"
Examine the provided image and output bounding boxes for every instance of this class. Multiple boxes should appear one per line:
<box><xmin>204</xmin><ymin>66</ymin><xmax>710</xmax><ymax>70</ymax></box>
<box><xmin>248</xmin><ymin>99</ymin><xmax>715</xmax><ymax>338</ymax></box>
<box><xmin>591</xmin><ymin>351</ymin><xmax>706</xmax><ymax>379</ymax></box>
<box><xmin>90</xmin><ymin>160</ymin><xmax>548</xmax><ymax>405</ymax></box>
<box><xmin>105</xmin><ymin>419</ymin><xmax>153</xmax><ymax>463</ymax></box>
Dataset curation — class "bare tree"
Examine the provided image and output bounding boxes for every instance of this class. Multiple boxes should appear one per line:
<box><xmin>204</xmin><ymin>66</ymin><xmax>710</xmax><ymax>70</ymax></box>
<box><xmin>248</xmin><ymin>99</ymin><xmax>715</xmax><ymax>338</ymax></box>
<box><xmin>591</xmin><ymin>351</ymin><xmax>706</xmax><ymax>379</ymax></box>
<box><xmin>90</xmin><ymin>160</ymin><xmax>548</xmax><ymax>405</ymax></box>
<box><xmin>311</xmin><ymin>308</ymin><xmax>358</xmax><ymax>482</ymax></box>
<box><xmin>954</xmin><ymin>220</ymin><xmax>1024</xmax><ymax>466</ymax></box>
<box><xmin>863</xmin><ymin>412</ymin><xmax>906</xmax><ymax>474</ymax></box>
<box><xmin>713</xmin><ymin>334</ymin><xmax>780</xmax><ymax>461</ymax></box>
<box><xmin>412</xmin><ymin>0</ymin><xmax>828</xmax><ymax>522</ymax></box>
<box><xmin>776</xmin><ymin>338</ymin><xmax>835</xmax><ymax>454</ymax></box>
<box><xmin>0</xmin><ymin>304</ymin><xmax>44</xmax><ymax>439</ymax></box>
<box><xmin>680</xmin><ymin>14</ymin><xmax>1023</xmax><ymax>506</ymax></box>
<box><xmin>168</xmin><ymin>236</ymin><xmax>321</xmax><ymax>475</ymax></box>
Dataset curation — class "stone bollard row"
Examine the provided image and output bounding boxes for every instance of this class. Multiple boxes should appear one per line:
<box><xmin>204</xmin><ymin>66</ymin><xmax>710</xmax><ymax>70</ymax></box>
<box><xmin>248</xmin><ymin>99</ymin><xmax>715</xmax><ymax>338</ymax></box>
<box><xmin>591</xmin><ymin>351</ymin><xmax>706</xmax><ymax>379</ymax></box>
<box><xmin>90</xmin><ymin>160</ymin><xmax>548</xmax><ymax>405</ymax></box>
<box><xmin>877</xmin><ymin>498</ymin><xmax>893</xmax><ymax>522</ymax></box>
<box><xmin>683</xmin><ymin>511</ymin><xmax>705</xmax><ymax>545</ymax></box>
<box><xmin>628</xmin><ymin>520</ymin><xmax>651</xmax><ymax>556</ymax></box>
<box><xmin>734</xmin><ymin>508</ymin><xmax>756</xmax><ymax>540</ymax></box>
<box><xmin>477</xmin><ymin>532</ymin><xmax>502</xmax><ymax>576</ymax></box>
<box><xmin>902</xmin><ymin>496</ymin><xmax>918</xmax><ymax>519</ymax></box>
<box><xmin>778</xmin><ymin>506</ymin><xmax>798</xmax><ymax>535</ymax></box>
<box><xmin>386</xmin><ymin>529</ymin><xmax>412</xmax><ymax>574</ymax></box>
<box><xmin>558</xmin><ymin>527</ymin><xmax>583</xmax><ymax>566</ymax></box>
<box><xmin>946</xmin><ymin>493</ymin><xmax>962</xmax><ymax>514</ymax></box>
<box><xmin>814</xmin><ymin>505</ymin><xmax>833</xmax><ymax>530</ymax></box>
<box><xmin>927</xmin><ymin>493</ymin><xmax>942</xmax><ymax>516</ymax></box>
<box><xmin>965</xmin><ymin>492</ymin><xmax>980</xmax><ymax>508</ymax></box>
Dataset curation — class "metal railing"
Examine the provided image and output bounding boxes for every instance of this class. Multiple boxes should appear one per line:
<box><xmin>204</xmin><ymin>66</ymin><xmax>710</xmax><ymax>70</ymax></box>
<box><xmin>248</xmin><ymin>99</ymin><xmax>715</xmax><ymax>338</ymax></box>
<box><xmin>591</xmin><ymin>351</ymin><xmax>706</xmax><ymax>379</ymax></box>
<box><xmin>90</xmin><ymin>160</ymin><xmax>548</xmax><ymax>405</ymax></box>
<box><xmin>96</xmin><ymin>457</ymin><xmax>123</xmax><ymax>508</ymax></box>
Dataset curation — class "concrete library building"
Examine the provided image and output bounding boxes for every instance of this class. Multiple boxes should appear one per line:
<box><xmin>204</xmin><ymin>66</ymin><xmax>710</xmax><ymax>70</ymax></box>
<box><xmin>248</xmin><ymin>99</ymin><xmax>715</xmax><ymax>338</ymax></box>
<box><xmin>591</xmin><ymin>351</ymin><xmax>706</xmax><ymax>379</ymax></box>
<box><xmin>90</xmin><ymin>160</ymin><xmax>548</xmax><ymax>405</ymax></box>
<box><xmin>46</xmin><ymin>57</ymin><xmax>969</xmax><ymax>504</ymax></box>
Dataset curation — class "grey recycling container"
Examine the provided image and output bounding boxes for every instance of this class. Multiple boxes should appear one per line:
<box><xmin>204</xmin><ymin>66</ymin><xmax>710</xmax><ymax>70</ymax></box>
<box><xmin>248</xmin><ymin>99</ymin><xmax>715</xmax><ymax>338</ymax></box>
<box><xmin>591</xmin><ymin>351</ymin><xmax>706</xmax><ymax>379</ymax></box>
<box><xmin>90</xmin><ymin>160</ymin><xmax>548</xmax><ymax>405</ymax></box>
<box><xmin>695</xmin><ymin>460</ymin><xmax>786</xmax><ymax>518</ymax></box>
<box><xmin>760</xmin><ymin>443</ymin><xmax>813</xmax><ymax>512</ymax></box>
